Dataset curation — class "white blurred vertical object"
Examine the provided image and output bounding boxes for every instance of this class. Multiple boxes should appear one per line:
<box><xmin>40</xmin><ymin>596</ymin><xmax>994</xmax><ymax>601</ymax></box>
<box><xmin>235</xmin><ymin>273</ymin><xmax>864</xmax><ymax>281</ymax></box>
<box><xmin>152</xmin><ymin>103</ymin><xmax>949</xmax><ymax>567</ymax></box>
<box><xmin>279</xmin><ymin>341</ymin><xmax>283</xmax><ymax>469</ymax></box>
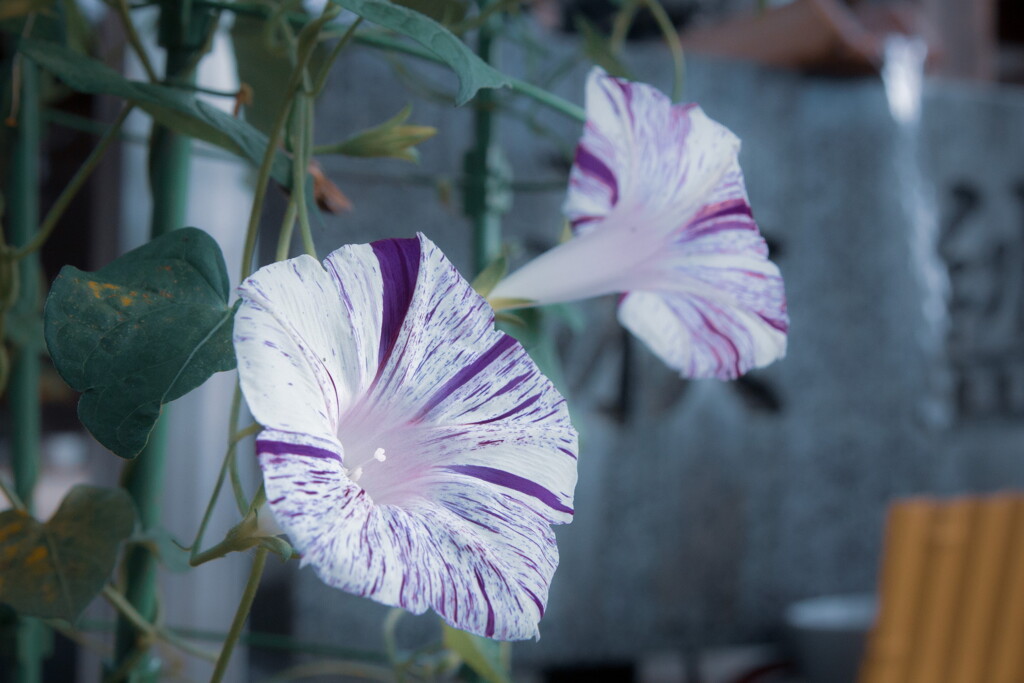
<box><xmin>882</xmin><ymin>34</ymin><xmax>952</xmax><ymax>427</ymax></box>
<box><xmin>882</xmin><ymin>35</ymin><xmax>927</xmax><ymax>125</ymax></box>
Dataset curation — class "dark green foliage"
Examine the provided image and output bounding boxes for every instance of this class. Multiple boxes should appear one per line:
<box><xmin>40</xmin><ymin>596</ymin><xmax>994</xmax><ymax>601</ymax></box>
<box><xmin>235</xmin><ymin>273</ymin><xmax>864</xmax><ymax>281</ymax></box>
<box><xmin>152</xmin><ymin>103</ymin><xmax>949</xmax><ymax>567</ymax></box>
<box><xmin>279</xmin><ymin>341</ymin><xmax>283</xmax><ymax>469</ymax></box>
<box><xmin>0</xmin><ymin>486</ymin><xmax>136</xmax><ymax>621</ymax></box>
<box><xmin>330</xmin><ymin>0</ymin><xmax>510</xmax><ymax>105</ymax></box>
<box><xmin>19</xmin><ymin>38</ymin><xmax>298</xmax><ymax>190</ymax></box>
<box><xmin>44</xmin><ymin>228</ymin><xmax>238</xmax><ymax>459</ymax></box>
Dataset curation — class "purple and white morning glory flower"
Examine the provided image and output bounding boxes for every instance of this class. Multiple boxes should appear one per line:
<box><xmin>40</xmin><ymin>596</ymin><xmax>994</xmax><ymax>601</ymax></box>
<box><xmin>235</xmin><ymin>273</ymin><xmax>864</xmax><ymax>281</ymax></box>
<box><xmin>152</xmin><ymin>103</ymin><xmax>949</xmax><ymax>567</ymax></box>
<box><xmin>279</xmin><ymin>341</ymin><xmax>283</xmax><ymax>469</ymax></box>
<box><xmin>233</xmin><ymin>234</ymin><xmax>577</xmax><ymax>640</ymax></box>
<box><xmin>490</xmin><ymin>68</ymin><xmax>788</xmax><ymax>380</ymax></box>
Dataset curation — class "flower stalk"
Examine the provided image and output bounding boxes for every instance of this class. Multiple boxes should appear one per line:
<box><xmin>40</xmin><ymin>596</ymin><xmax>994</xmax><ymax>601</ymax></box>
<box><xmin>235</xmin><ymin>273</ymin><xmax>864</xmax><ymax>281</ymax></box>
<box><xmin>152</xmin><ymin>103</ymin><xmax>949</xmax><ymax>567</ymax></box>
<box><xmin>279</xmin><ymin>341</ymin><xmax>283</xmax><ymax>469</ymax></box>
<box><xmin>210</xmin><ymin>547</ymin><xmax>269</xmax><ymax>683</ymax></box>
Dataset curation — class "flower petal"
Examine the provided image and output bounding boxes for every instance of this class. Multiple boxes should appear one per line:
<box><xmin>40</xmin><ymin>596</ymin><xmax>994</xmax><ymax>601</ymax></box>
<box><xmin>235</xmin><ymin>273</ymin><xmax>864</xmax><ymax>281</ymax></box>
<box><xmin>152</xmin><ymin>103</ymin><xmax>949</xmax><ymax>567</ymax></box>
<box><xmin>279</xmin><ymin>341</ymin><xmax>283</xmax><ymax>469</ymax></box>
<box><xmin>618</xmin><ymin>165</ymin><xmax>788</xmax><ymax>379</ymax></box>
<box><xmin>244</xmin><ymin>234</ymin><xmax>577</xmax><ymax>640</ymax></box>
<box><xmin>259</xmin><ymin>429</ymin><xmax>561</xmax><ymax>640</ymax></box>
<box><xmin>564</xmin><ymin>67</ymin><xmax>739</xmax><ymax>235</ymax></box>
<box><xmin>235</xmin><ymin>255</ymin><xmax>376</xmax><ymax>443</ymax></box>
<box><xmin>493</xmin><ymin>69</ymin><xmax>788</xmax><ymax>379</ymax></box>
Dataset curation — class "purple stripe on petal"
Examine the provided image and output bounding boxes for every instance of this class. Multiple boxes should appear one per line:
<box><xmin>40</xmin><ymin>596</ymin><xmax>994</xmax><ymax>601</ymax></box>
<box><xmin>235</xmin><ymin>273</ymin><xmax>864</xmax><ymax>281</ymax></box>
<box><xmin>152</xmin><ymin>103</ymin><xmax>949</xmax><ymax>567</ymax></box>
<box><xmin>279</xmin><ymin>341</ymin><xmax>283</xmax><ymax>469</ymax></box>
<box><xmin>371</xmin><ymin>237</ymin><xmax>421</xmax><ymax>366</ymax></box>
<box><xmin>257</xmin><ymin>438</ymin><xmax>341</xmax><ymax>461</ymax></box>
<box><xmin>574</xmin><ymin>146</ymin><xmax>619</xmax><ymax>207</ymax></box>
<box><xmin>696</xmin><ymin>309</ymin><xmax>742</xmax><ymax>378</ymax></box>
<box><xmin>475</xmin><ymin>568</ymin><xmax>496</xmax><ymax>638</ymax></box>
<box><xmin>414</xmin><ymin>335</ymin><xmax>517</xmax><ymax>420</ymax></box>
<box><xmin>445</xmin><ymin>465</ymin><xmax>573</xmax><ymax>515</ymax></box>
<box><xmin>763</xmin><ymin>314</ymin><xmax>789</xmax><ymax>333</ymax></box>
<box><xmin>471</xmin><ymin>393</ymin><xmax>541</xmax><ymax>425</ymax></box>
<box><xmin>522</xmin><ymin>585</ymin><xmax>545</xmax><ymax>617</ymax></box>
<box><xmin>692</xmin><ymin>198</ymin><xmax>753</xmax><ymax>224</ymax></box>
<box><xmin>493</xmin><ymin>372</ymin><xmax>532</xmax><ymax>398</ymax></box>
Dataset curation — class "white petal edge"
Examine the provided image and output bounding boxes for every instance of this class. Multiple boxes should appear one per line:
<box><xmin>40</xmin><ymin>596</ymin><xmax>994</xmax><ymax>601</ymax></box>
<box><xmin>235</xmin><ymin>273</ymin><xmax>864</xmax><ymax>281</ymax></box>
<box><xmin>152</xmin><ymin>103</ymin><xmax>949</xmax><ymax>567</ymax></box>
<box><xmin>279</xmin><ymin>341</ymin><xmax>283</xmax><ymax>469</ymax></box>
<box><xmin>259</xmin><ymin>429</ymin><xmax>561</xmax><ymax>641</ymax></box>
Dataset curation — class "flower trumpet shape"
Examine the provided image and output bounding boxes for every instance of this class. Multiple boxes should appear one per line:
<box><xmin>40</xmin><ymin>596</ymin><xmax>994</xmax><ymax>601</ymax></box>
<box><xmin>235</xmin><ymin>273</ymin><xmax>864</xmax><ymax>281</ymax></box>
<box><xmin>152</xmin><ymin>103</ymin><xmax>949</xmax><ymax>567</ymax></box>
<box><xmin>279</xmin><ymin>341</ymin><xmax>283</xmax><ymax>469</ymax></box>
<box><xmin>490</xmin><ymin>69</ymin><xmax>788</xmax><ymax>380</ymax></box>
<box><xmin>234</xmin><ymin>234</ymin><xmax>577</xmax><ymax>640</ymax></box>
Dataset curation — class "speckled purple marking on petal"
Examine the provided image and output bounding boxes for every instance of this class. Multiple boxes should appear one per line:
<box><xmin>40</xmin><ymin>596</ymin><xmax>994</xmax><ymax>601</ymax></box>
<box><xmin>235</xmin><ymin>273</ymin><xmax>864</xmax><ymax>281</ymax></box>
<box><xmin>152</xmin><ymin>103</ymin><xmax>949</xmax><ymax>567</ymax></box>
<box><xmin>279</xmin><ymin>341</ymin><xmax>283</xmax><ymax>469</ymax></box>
<box><xmin>471</xmin><ymin>394</ymin><xmax>542</xmax><ymax>425</ymax></box>
<box><xmin>445</xmin><ymin>465</ymin><xmax>573</xmax><ymax>515</ymax></box>
<box><xmin>414</xmin><ymin>335</ymin><xmax>517</xmax><ymax>420</ymax></box>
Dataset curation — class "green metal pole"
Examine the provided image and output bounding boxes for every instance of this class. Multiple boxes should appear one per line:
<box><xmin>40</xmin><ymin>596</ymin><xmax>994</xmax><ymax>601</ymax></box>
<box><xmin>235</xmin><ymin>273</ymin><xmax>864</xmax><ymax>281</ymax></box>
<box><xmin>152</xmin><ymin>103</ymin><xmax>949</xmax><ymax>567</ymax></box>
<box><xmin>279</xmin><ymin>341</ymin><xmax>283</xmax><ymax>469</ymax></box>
<box><xmin>463</xmin><ymin>0</ymin><xmax>509</xmax><ymax>274</ymax></box>
<box><xmin>113</xmin><ymin>2</ymin><xmax>204</xmax><ymax>677</ymax></box>
<box><xmin>9</xmin><ymin>57</ymin><xmax>41</xmax><ymax>511</ymax></box>
<box><xmin>7</xmin><ymin>56</ymin><xmax>45</xmax><ymax>683</ymax></box>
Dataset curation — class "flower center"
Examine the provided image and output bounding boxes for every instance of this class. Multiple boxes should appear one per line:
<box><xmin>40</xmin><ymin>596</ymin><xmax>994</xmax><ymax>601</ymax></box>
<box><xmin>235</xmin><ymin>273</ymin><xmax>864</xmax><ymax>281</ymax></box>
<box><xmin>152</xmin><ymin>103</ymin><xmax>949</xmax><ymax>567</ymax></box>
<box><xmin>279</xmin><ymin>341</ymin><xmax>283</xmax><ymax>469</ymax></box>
<box><xmin>343</xmin><ymin>447</ymin><xmax>387</xmax><ymax>483</ymax></box>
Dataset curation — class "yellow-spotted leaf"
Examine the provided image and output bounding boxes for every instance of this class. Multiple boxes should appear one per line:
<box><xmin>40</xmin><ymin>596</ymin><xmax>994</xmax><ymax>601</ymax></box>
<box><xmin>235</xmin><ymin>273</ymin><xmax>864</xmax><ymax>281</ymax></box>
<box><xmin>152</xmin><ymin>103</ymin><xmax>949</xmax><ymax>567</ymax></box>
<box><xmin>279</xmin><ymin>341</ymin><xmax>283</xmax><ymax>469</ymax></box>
<box><xmin>44</xmin><ymin>228</ymin><xmax>238</xmax><ymax>459</ymax></box>
<box><xmin>0</xmin><ymin>486</ymin><xmax>135</xmax><ymax>621</ymax></box>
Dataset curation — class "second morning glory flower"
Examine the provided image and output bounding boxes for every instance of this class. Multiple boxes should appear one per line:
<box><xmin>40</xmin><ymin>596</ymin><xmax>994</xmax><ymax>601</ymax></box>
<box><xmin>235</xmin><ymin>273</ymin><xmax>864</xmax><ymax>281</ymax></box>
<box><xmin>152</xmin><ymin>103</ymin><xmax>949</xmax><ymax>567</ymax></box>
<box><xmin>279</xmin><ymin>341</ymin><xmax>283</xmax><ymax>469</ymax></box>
<box><xmin>490</xmin><ymin>68</ymin><xmax>788</xmax><ymax>380</ymax></box>
<box><xmin>234</xmin><ymin>234</ymin><xmax>577</xmax><ymax>640</ymax></box>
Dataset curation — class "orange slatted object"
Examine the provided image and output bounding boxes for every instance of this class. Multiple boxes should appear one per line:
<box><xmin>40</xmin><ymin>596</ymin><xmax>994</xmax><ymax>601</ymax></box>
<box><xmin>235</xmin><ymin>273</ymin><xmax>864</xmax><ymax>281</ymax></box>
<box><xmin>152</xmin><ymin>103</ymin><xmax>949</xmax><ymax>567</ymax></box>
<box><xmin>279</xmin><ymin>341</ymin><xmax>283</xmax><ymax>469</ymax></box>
<box><xmin>859</xmin><ymin>494</ymin><xmax>1024</xmax><ymax>683</ymax></box>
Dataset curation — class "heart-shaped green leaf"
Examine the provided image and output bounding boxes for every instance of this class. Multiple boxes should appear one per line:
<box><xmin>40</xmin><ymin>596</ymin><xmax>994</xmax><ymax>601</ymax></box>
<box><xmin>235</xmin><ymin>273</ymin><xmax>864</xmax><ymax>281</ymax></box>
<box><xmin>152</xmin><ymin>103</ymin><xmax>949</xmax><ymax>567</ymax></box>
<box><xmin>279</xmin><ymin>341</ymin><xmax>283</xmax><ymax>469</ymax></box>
<box><xmin>18</xmin><ymin>38</ymin><xmax>296</xmax><ymax>190</ymax></box>
<box><xmin>331</xmin><ymin>0</ymin><xmax>510</xmax><ymax>105</ymax></box>
<box><xmin>0</xmin><ymin>486</ymin><xmax>136</xmax><ymax>621</ymax></box>
<box><xmin>44</xmin><ymin>228</ymin><xmax>238</xmax><ymax>459</ymax></box>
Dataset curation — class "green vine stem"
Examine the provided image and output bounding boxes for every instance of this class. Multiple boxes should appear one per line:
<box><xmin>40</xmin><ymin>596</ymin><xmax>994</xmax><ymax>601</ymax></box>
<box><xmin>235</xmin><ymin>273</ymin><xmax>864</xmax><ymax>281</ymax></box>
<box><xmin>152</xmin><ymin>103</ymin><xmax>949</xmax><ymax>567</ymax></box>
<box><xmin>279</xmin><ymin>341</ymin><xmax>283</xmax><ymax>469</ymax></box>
<box><xmin>189</xmin><ymin>1</ymin><xmax>587</xmax><ymax>122</ymax></box>
<box><xmin>610</xmin><ymin>0</ymin><xmax>685</xmax><ymax>101</ymax></box>
<box><xmin>610</xmin><ymin>0</ymin><xmax>639</xmax><ymax>53</ymax></box>
<box><xmin>15</xmin><ymin>105</ymin><xmax>134</xmax><ymax>260</ymax></box>
<box><xmin>238</xmin><ymin>3</ymin><xmax>339</xmax><ymax>280</ymax></box>
<box><xmin>103</xmin><ymin>586</ymin><xmax>218</xmax><ymax>663</ymax></box>
<box><xmin>7</xmin><ymin>49</ymin><xmax>45</xmax><ymax>683</ymax></box>
<box><xmin>189</xmin><ymin>410</ymin><xmax>261</xmax><ymax>565</ymax></box>
<box><xmin>642</xmin><ymin>0</ymin><xmax>685</xmax><ymax>101</ymax></box>
<box><xmin>275</xmin><ymin>193</ymin><xmax>300</xmax><ymax>262</ymax></box>
<box><xmin>311</xmin><ymin>17</ymin><xmax>363</xmax><ymax>97</ymax></box>
<box><xmin>115</xmin><ymin>0</ymin><xmax>159</xmax><ymax>82</ymax></box>
<box><xmin>351</xmin><ymin>32</ymin><xmax>587</xmax><ymax>124</ymax></box>
<box><xmin>209</xmin><ymin>547</ymin><xmax>269</xmax><ymax>683</ymax></box>
<box><xmin>290</xmin><ymin>93</ymin><xmax>316</xmax><ymax>259</ymax></box>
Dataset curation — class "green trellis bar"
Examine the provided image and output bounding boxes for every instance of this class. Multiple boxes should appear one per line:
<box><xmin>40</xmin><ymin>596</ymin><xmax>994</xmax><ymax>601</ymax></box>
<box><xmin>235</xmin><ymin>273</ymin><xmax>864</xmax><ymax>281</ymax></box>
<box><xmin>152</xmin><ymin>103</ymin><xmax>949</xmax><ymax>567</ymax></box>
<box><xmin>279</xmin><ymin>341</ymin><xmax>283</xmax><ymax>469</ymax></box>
<box><xmin>7</xmin><ymin>53</ymin><xmax>45</xmax><ymax>683</ymax></box>
<box><xmin>464</xmin><ymin>0</ymin><xmax>508</xmax><ymax>275</ymax></box>
<box><xmin>112</xmin><ymin>1</ymin><xmax>206</xmax><ymax>678</ymax></box>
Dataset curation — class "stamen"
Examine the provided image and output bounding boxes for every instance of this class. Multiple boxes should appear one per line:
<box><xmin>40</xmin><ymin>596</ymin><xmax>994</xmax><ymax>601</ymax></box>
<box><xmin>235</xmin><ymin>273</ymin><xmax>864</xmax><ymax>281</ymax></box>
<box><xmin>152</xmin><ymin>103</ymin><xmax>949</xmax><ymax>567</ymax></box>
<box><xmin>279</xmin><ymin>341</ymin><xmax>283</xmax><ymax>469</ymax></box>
<box><xmin>344</xmin><ymin>446</ymin><xmax>387</xmax><ymax>483</ymax></box>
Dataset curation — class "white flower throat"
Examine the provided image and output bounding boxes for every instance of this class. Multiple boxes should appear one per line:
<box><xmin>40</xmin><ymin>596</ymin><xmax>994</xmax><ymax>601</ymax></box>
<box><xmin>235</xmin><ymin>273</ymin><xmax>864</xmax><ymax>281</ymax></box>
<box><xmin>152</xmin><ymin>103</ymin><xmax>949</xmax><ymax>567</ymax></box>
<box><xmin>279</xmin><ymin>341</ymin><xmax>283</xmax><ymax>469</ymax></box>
<box><xmin>343</xmin><ymin>447</ymin><xmax>387</xmax><ymax>483</ymax></box>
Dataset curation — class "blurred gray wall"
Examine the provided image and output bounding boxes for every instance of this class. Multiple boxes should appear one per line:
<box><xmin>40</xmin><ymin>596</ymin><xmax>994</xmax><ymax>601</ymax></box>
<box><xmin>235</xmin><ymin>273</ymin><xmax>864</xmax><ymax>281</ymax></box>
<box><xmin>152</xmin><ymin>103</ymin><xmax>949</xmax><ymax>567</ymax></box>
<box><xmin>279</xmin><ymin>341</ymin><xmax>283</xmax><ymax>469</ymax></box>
<box><xmin>283</xmin><ymin>27</ymin><xmax>1024</xmax><ymax>671</ymax></box>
